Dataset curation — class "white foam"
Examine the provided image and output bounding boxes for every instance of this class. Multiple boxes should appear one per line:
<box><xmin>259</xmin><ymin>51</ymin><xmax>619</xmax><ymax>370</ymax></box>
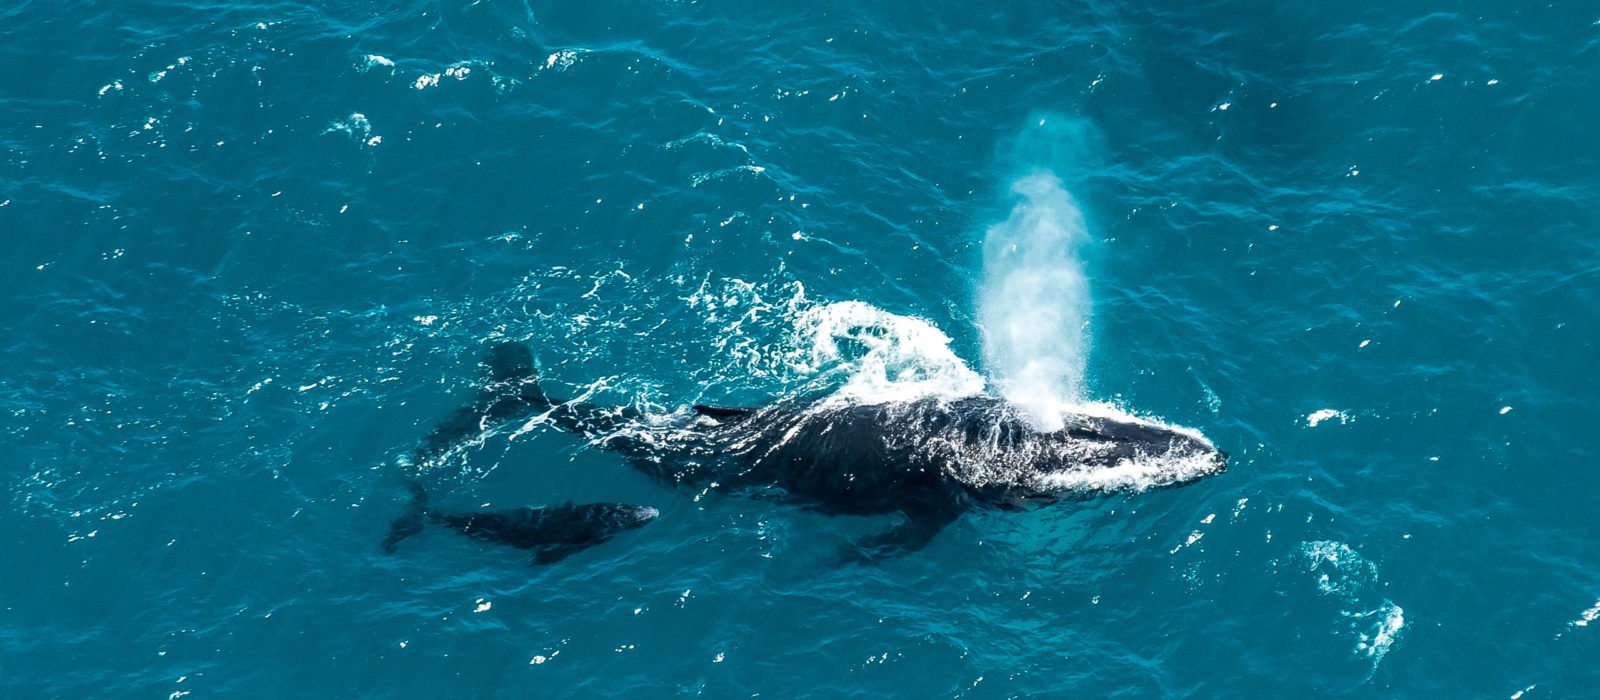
<box><xmin>324</xmin><ymin>113</ymin><xmax>378</xmax><ymax>147</ymax></box>
<box><xmin>1036</xmin><ymin>449</ymin><xmax>1219</xmax><ymax>492</ymax></box>
<box><xmin>1354</xmin><ymin>602</ymin><xmax>1405</xmax><ymax>662</ymax></box>
<box><xmin>1302</xmin><ymin>540</ymin><xmax>1378</xmax><ymax>595</ymax></box>
<box><xmin>413</xmin><ymin>63</ymin><xmax>472</xmax><ymax>90</ymax></box>
<box><xmin>978</xmin><ymin>171</ymin><xmax>1093</xmax><ymax>431</ymax></box>
<box><xmin>795</xmin><ymin>301</ymin><xmax>985</xmax><ymax>406</ymax></box>
<box><xmin>1300</xmin><ymin>540</ymin><xmax>1405</xmax><ymax>669</ymax></box>
<box><xmin>1307</xmin><ymin>408</ymin><xmax>1349</xmax><ymax>427</ymax></box>
<box><xmin>1571</xmin><ymin>599</ymin><xmax>1600</xmax><ymax>628</ymax></box>
<box><xmin>543</xmin><ymin>50</ymin><xmax>581</xmax><ymax>71</ymax></box>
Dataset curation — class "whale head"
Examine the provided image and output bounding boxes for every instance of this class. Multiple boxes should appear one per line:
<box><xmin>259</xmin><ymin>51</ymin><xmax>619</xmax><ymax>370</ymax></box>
<box><xmin>911</xmin><ymin>397</ymin><xmax>1228</xmax><ymax>497</ymax></box>
<box><xmin>1027</xmin><ymin>410</ymin><xmax>1229</xmax><ymax>493</ymax></box>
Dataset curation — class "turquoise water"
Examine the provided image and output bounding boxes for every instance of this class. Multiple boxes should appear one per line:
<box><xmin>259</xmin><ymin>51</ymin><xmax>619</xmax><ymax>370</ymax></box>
<box><xmin>5</xmin><ymin>0</ymin><xmax>1600</xmax><ymax>696</ymax></box>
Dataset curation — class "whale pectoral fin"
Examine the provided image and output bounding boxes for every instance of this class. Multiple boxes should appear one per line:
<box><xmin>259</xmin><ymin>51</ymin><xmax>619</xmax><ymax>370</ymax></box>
<box><xmin>845</xmin><ymin>508</ymin><xmax>959</xmax><ymax>564</ymax></box>
<box><xmin>483</xmin><ymin>341</ymin><xmax>536</xmax><ymax>384</ymax></box>
<box><xmin>692</xmin><ymin>404</ymin><xmax>756</xmax><ymax>421</ymax></box>
<box><xmin>530</xmin><ymin>540</ymin><xmax>604</xmax><ymax>565</ymax></box>
<box><xmin>411</xmin><ymin>342</ymin><xmax>551</xmax><ymax>466</ymax></box>
<box><xmin>381</xmin><ymin>481</ymin><xmax>430</xmax><ymax>554</ymax></box>
<box><xmin>412</xmin><ymin>403</ymin><xmax>492</xmax><ymax>465</ymax></box>
<box><xmin>380</xmin><ymin>514</ymin><xmax>424</xmax><ymax>554</ymax></box>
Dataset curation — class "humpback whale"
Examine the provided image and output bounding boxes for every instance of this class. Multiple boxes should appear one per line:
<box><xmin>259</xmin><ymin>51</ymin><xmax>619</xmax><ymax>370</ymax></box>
<box><xmin>382</xmin><ymin>344</ymin><xmax>659</xmax><ymax>564</ymax></box>
<box><xmin>396</xmin><ymin>341</ymin><xmax>1227</xmax><ymax>561</ymax></box>
<box><xmin>382</xmin><ymin>482</ymin><xmax>658</xmax><ymax>564</ymax></box>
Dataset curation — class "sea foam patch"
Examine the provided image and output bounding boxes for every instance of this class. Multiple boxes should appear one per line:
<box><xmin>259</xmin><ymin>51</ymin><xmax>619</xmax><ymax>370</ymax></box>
<box><xmin>794</xmin><ymin>301</ymin><xmax>985</xmax><ymax>407</ymax></box>
<box><xmin>1300</xmin><ymin>540</ymin><xmax>1406</xmax><ymax>671</ymax></box>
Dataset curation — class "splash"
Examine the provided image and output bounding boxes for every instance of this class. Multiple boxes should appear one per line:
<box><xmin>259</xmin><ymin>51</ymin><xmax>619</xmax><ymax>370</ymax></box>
<box><xmin>680</xmin><ymin>279</ymin><xmax>985</xmax><ymax>407</ymax></box>
<box><xmin>978</xmin><ymin>171</ymin><xmax>1093</xmax><ymax>430</ymax></box>
<box><xmin>1300</xmin><ymin>540</ymin><xmax>1406</xmax><ymax>673</ymax></box>
<box><xmin>795</xmin><ymin>301</ymin><xmax>985</xmax><ymax>406</ymax></box>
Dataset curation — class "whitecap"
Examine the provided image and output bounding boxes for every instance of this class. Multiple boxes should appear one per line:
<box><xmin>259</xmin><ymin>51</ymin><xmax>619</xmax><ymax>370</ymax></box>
<box><xmin>1307</xmin><ymin>408</ymin><xmax>1349</xmax><ymax>427</ymax></box>
<box><xmin>543</xmin><ymin>50</ymin><xmax>582</xmax><ymax>71</ymax></box>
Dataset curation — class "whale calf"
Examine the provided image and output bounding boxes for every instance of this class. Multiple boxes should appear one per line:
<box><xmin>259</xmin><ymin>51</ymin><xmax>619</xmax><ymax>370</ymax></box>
<box><xmin>404</xmin><ymin>341</ymin><xmax>1227</xmax><ymax>561</ymax></box>
<box><xmin>383</xmin><ymin>344</ymin><xmax>659</xmax><ymax>564</ymax></box>
<box><xmin>382</xmin><ymin>482</ymin><xmax>658</xmax><ymax>564</ymax></box>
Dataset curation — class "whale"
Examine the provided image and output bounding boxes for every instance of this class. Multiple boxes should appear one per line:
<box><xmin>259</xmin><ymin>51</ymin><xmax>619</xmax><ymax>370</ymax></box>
<box><xmin>381</xmin><ymin>481</ymin><xmax>658</xmax><ymax>564</ymax></box>
<box><xmin>401</xmin><ymin>341</ymin><xmax>1227</xmax><ymax>561</ymax></box>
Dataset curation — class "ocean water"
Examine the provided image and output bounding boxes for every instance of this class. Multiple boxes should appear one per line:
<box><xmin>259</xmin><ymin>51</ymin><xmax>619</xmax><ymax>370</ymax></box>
<box><xmin>4</xmin><ymin>0</ymin><xmax>1600</xmax><ymax>696</ymax></box>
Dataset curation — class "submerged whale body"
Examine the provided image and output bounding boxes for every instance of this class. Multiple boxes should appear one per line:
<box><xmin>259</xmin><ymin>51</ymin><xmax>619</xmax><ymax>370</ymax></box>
<box><xmin>382</xmin><ymin>482</ymin><xmax>658</xmax><ymax>564</ymax></box>
<box><xmin>384</xmin><ymin>342</ymin><xmax>659</xmax><ymax>564</ymax></box>
<box><xmin>403</xmin><ymin>341</ymin><xmax>1227</xmax><ymax>560</ymax></box>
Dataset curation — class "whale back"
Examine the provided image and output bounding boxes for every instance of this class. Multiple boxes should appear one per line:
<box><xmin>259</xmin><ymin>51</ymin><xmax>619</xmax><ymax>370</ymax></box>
<box><xmin>690</xmin><ymin>396</ymin><xmax>1226</xmax><ymax>501</ymax></box>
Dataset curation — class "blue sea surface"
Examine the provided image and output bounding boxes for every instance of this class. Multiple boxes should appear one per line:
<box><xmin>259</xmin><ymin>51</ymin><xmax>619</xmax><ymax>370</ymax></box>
<box><xmin>4</xmin><ymin>1</ymin><xmax>1600</xmax><ymax>696</ymax></box>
